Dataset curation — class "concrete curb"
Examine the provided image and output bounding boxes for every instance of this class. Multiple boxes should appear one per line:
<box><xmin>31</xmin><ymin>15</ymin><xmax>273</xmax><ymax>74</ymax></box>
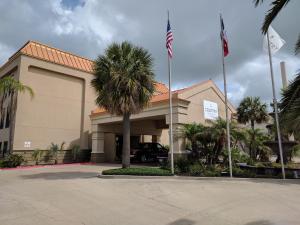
<box><xmin>97</xmin><ymin>174</ymin><xmax>300</xmax><ymax>182</ymax></box>
<box><xmin>0</xmin><ymin>162</ymin><xmax>96</xmax><ymax>171</ymax></box>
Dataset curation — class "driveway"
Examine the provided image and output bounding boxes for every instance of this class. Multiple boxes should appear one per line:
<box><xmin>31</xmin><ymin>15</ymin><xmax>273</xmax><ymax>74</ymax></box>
<box><xmin>0</xmin><ymin>164</ymin><xmax>299</xmax><ymax>225</ymax></box>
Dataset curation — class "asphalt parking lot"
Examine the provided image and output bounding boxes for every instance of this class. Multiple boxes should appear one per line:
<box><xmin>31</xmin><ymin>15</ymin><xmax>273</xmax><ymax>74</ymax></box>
<box><xmin>0</xmin><ymin>164</ymin><xmax>299</xmax><ymax>225</ymax></box>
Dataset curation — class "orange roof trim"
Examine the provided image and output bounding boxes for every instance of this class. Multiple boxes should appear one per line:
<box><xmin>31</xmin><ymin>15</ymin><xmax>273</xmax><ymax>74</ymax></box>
<box><xmin>8</xmin><ymin>40</ymin><xmax>94</xmax><ymax>73</ymax></box>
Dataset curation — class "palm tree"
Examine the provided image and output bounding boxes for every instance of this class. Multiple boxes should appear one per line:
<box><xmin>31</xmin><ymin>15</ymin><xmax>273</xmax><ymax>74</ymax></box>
<box><xmin>237</xmin><ymin>97</ymin><xmax>268</xmax><ymax>131</ymax></box>
<box><xmin>181</xmin><ymin>123</ymin><xmax>206</xmax><ymax>158</ymax></box>
<box><xmin>91</xmin><ymin>42</ymin><xmax>155</xmax><ymax>168</ymax></box>
<box><xmin>254</xmin><ymin>0</ymin><xmax>300</xmax><ymax>54</ymax></box>
<box><xmin>237</xmin><ymin>97</ymin><xmax>268</xmax><ymax>160</ymax></box>
<box><xmin>244</xmin><ymin>128</ymin><xmax>271</xmax><ymax>161</ymax></box>
<box><xmin>279</xmin><ymin>72</ymin><xmax>300</xmax><ymax>135</ymax></box>
<box><xmin>0</xmin><ymin>76</ymin><xmax>34</xmax><ymax>154</ymax></box>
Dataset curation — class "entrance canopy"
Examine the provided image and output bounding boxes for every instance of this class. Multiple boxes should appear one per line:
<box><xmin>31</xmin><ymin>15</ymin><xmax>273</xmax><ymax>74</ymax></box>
<box><xmin>90</xmin><ymin>80</ymin><xmax>236</xmax><ymax>162</ymax></box>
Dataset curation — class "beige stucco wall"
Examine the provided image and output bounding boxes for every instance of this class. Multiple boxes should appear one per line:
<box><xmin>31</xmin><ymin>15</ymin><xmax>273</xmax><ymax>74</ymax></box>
<box><xmin>13</xmin><ymin>55</ymin><xmax>97</xmax><ymax>151</ymax></box>
<box><xmin>178</xmin><ymin>81</ymin><xmax>236</xmax><ymax>125</ymax></box>
<box><xmin>160</xmin><ymin>82</ymin><xmax>236</xmax><ymax>147</ymax></box>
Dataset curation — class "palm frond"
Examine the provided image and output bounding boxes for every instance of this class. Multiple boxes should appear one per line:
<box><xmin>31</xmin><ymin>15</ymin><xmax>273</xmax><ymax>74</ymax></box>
<box><xmin>261</xmin><ymin>0</ymin><xmax>290</xmax><ymax>34</ymax></box>
<box><xmin>295</xmin><ymin>34</ymin><xmax>300</xmax><ymax>54</ymax></box>
<box><xmin>92</xmin><ymin>41</ymin><xmax>155</xmax><ymax>116</ymax></box>
<box><xmin>280</xmin><ymin>72</ymin><xmax>300</xmax><ymax>133</ymax></box>
<box><xmin>254</xmin><ymin>0</ymin><xmax>264</xmax><ymax>7</ymax></box>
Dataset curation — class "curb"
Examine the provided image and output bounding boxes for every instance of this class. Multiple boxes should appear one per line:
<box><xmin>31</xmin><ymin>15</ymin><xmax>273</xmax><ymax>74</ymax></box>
<box><xmin>98</xmin><ymin>174</ymin><xmax>176</xmax><ymax>179</ymax></box>
<box><xmin>97</xmin><ymin>174</ymin><xmax>298</xmax><ymax>182</ymax></box>
<box><xmin>0</xmin><ymin>162</ymin><xmax>96</xmax><ymax>171</ymax></box>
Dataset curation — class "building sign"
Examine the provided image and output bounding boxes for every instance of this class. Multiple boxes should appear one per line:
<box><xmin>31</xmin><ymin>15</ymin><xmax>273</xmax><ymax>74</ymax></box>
<box><xmin>203</xmin><ymin>100</ymin><xmax>218</xmax><ymax>120</ymax></box>
<box><xmin>24</xmin><ymin>141</ymin><xmax>31</xmax><ymax>148</ymax></box>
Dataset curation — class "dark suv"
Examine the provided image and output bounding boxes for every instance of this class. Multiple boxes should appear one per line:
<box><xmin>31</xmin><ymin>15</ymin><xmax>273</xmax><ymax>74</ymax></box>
<box><xmin>130</xmin><ymin>142</ymin><xmax>168</xmax><ymax>162</ymax></box>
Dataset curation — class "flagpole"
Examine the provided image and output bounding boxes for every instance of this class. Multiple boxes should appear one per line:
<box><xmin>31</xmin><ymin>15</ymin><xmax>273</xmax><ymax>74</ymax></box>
<box><xmin>266</xmin><ymin>30</ymin><xmax>285</xmax><ymax>179</ymax></box>
<box><xmin>220</xmin><ymin>14</ymin><xmax>233</xmax><ymax>178</ymax></box>
<box><xmin>168</xmin><ymin>11</ymin><xmax>174</xmax><ymax>174</ymax></box>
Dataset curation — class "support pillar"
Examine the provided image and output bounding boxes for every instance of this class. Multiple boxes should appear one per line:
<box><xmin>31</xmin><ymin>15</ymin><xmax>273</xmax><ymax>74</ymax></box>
<box><xmin>91</xmin><ymin>125</ymin><xmax>105</xmax><ymax>163</ymax></box>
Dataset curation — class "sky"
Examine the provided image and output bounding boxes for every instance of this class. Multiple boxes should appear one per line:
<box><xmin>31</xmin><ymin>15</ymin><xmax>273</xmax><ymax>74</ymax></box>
<box><xmin>0</xmin><ymin>0</ymin><xmax>299</xmax><ymax>107</ymax></box>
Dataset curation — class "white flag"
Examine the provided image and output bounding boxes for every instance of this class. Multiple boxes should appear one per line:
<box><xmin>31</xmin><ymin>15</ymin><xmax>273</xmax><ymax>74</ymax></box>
<box><xmin>263</xmin><ymin>26</ymin><xmax>286</xmax><ymax>54</ymax></box>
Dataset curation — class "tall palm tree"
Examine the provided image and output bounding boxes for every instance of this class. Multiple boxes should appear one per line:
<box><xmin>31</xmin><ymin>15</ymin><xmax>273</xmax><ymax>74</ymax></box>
<box><xmin>254</xmin><ymin>0</ymin><xmax>300</xmax><ymax>54</ymax></box>
<box><xmin>0</xmin><ymin>76</ymin><xmax>34</xmax><ymax>154</ymax></box>
<box><xmin>237</xmin><ymin>97</ymin><xmax>268</xmax><ymax>131</ymax></box>
<box><xmin>280</xmin><ymin>72</ymin><xmax>300</xmax><ymax>135</ymax></box>
<box><xmin>91</xmin><ymin>42</ymin><xmax>155</xmax><ymax>168</ymax></box>
<box><xmin>237</xmin><ymin>97</ymin><xmax>268</xmax><ymax>160</ymax></box>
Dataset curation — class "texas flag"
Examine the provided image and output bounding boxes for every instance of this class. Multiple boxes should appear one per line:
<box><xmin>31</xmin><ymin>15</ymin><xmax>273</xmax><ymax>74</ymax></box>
<box><xmin>220</xmin><ymin>16</ymin><xmax>229</xmax><ymax>57</ymax></box>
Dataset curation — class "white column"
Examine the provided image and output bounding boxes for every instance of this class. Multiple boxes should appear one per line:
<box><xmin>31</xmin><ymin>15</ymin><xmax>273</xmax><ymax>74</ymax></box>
<box><xmin>91</xmin><ymin>124</ymin><xmax>105</xmax><ymax>163</ymax></box>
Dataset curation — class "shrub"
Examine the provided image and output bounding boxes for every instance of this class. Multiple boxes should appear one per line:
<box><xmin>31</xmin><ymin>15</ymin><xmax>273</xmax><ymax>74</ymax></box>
<box><xmin>48</xmin><ymin>142</ymin><xmax>65</xmax><ymax>164</ymax></box>
<box><xmin>223</xmin><ymin>148</ymin><xmax>253</xmax><ymax>166</ymax></box>
<box><xmin>102</xmin><ymin>167</ymin><xmax>172</xmax><ymax>176</ymax></box>
<box><xmin>0</xmin><ymin>154</ymin><xmax>24</xmax><ymax>168</ymax></box>
<box><xmin>189</xmin><ymin>163</ymin><xmax>204</xmax><ymax>176</ymax></box>
<box><xmin>32</xmin><ymin>149</ymin><xmax>44</xmax><ymax>165</ymax></box>
<box><xmin>71</xmin><ymin>145</ymin><xmax>80</xmax><ymax>162</ymax></box>
<box><xmin>232</xmin><ymin>167</ymin><xmax>256</xmax><ymax>178</ymax></box>
<box><xmin>174</xmin><ymin>158</ymin><xmax>191</xmax><ymax>174</ymax></box>
<box><xmin>202</xmin><ymin>166</ymin><xmax>222</xmax><ymax>177</ymax></box>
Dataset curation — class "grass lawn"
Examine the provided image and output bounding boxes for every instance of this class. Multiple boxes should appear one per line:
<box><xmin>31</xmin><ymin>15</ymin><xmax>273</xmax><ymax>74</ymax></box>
<box><xmin>102</xmin><ymin>167</ymin><xmax>173</xmax><ymax>176</ymax></box>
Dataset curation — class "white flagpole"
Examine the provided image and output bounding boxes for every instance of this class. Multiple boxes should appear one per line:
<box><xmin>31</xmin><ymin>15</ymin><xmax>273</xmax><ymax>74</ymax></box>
<box><xmin>168</xmin><ymin>11</ymin><xmax>174</xmax><ymax>174</ymax></box>
<box><xmin>220</xmin><ymin>14</ymin><xmax>233</xmax><ymax>178</ymax></box>
<box><xmin>266</xmin><ymin>30</ymin><xmax>286</xmax><ymax>179</ymax></box>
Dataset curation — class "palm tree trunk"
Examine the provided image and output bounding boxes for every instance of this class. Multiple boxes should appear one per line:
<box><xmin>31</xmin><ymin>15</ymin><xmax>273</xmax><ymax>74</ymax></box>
<box><xmin>122</xmin><ymin>113</ymin><xmax>131</xmax><ymax>168</ymax></box>
<box><xmin>251</xmin><ymin>120</ymin><xmax>255</xmax><ymax>131</ymax></box>
<box><xmin>8</xmin><ymin>92</ymin><xmax>16</xmax><ymax>154</ymax></box>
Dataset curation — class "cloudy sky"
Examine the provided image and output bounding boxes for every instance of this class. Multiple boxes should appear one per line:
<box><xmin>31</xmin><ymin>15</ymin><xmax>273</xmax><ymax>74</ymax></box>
<box><xmin>0</xmin><ymin>0</ymin><xmax>299</xmax><ymax>107</ymax></box>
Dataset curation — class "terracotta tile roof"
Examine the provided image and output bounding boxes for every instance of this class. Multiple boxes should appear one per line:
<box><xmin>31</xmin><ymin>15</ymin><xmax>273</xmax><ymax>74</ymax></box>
<box><xmin>7</xmin><ymin>40</ymin><xmax>94</xmax><ymax>73</ymax></box>
<box><xmin>154</xmin><ymin>82</ymin><xmax>169</xmax><ymax>94</ymax></box>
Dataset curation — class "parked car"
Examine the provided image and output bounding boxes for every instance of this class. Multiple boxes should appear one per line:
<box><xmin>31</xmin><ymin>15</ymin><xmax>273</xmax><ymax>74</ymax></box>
<box><xmin>130</xmin><ymin>142</ymin><xmax>168</xmax><ymax>162</ymax></box>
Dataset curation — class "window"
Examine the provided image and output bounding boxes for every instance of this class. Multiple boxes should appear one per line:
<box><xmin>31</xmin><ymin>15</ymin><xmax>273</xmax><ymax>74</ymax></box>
<box><xmin>5</xmin><ymin>108</ymin><xmax>10</xmax><ymax>128</ymax></box>
<box><xmin>3</xmin><ymin>141</ymin><xmax>8</xmax><ymax>154</ymax></box>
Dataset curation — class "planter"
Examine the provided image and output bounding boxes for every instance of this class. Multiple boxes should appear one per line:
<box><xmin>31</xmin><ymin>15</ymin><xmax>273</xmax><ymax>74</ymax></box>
<box><xmin>238</xmin><ymin>164</ymin><xmax>300</xmax><ymax>178</ymax></box>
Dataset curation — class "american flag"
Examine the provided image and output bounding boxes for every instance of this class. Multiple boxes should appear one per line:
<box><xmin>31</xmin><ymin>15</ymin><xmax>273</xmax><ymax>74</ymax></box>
<box><xmin>220</xmin><ymin>16</ymin><xmax>229</xmax><ymax>57</ymax></box>
<box><xmin>166</xmin><ymin>19</ymin><xmax>174</xmax><ymax>58</ymax></box>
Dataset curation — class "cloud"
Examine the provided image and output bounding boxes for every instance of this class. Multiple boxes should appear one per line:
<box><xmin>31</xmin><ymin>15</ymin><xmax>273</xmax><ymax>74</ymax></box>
<box><xmin>0</xmin><ymin>0</ymin><xmax>299</xmax><ymax>108</ymax></box>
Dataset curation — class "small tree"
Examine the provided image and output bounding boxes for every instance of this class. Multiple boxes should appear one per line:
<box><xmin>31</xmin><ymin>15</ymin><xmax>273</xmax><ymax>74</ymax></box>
<box><xmin>32</xmin><ymin>149</ymin><xmax>43</xmax><ymax>165</ymax></box>
<box><xmin>244</xmin><ymin>128</ymin><xmax>271</xmax><ymax>161</ymax></box>
<box><xmin>49</xmin><ymin>142</ymin><xmax>65</xmax><ymax>164</ymax></box>
<box><xmin>181</xmin><ymin>123</ymin><xmax>205</xmax><ymax>157</ymax></box>
<box><xmin>0</xmin><ymin>76</ymin><xmax>34</xmax><ymax>154</ymax></box>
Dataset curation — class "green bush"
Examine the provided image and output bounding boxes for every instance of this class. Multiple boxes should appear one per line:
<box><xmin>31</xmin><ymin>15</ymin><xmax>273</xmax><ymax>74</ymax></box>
<box><xmin>174</xmin><ymin>158</ymin><xmax>191</xmax><ymax>174</ymax></box>
<box><xmin>0</xmin><ymin>154</ymin><xmax>24</xmax><ymax>168</ymax></box>
<box><xmin>32</xmin><ymin>149</ymin><xmax>44</xmax><ymax>165</ymax></box>
<box><xmin>232</xmin><ymin>167</ymin><xmax>256</xmax><ymax>178</ymax></box>
<box><xmin>223</xmin><ymin>148</ymin><xmax>253</xmax><ymax>166</ymax></box>
<box><xmin>102</xmin><ymin>167</ymin><xmax>172</xmax><ymax>176</ymax></box>
<box><xmin>189</xmin><ymin>164</ymin><xmax>203</xmax><ymax>176</ymax></box>
<box><xmin>201</xmin><ymin>166</ymin><xmax>222</xmax><ymax>177</ymax></box>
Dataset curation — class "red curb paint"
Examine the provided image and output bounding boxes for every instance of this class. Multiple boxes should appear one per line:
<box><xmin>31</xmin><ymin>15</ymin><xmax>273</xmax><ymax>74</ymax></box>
<box><xmin>0</xmin><ymin>162</ymin><xmax>96</xmax><ymax>171</ymax></box>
